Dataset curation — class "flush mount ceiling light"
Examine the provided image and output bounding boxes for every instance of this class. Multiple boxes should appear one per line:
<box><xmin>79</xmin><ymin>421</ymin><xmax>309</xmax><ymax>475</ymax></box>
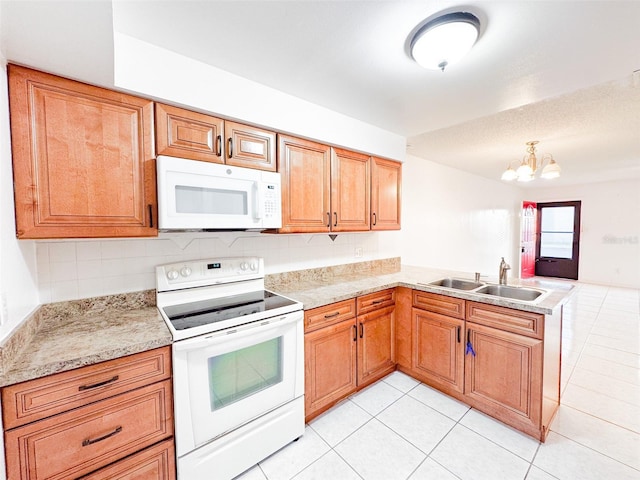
<box><xmin>410</xmin><ymin>11</ymin><xmax>480</xmax><ymax>71</ymax></box>
<box><xmin>501</xmin><ymin>141</ymin><xmax>562</xmax><ymax>182</ymax></box>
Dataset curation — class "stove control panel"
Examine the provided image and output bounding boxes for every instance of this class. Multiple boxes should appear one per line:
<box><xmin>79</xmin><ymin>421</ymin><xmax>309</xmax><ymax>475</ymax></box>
<box><xmin>156</xmin><ymin>256</ymin><xmax>264</xmax><ymax>292</ymax></box>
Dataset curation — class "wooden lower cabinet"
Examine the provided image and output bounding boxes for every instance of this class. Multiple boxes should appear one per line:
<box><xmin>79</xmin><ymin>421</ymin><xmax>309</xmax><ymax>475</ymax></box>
<box><xmin>2</xmin><ymin>347</ymin><xmax>175</xmax><ymax>480</ymax></box>
<box><xmin>464</xmin><ymin>324</ymin><xmax>543</xmax><ymax>436</ymax></box>
<box><xmin>357</xmin><ymin>305</ymin><xmax>395</xmax><ymax>385</ymax></box>
<box><xmin>304</xmin><ymin>291</ymin><xmax>395</xmax><ymax>421</ymax></box>
<box><xmin>412</xmin><ymin>308</ymin><xmax>464</xmax><ymax>395</ymax></box>
<box><xmin>304</xmin><ymin>317</ymin><xmax>358</xmax><ymax>418</ymax></box>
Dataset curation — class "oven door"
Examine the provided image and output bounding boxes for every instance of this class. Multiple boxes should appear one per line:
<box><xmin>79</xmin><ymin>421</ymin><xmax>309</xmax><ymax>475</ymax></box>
<box><xmin>172</xmin><ymin>311</ymin><xmax>303</xmax><ymax>456</ymax></box>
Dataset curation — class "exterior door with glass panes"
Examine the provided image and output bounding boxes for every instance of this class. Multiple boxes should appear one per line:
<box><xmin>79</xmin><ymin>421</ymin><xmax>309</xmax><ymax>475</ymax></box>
<box><xmin>535</xmin><ymin>201</ymin><xmax>581</xmax><ymax>280</ymax></box>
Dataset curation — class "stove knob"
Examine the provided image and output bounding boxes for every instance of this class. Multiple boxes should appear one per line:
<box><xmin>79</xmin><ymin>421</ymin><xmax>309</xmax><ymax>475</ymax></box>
<box><xmin>180</xmin><ymin>267</ymin><xmax>192</xmax><ymax>277</ymax></box>
<box><xmin>240</xmin><ymin>262</ymin><xmax>248</xmax><ymax>271</ymax></box>
<box><xmin>166</xmin><ymin>269</ymin><xmax>179</xmax><ymax>280</ymax></box>
<box><xmin>250</xmin><ymin>262</ymin><xmax>257</xmax><ymax>271</ymax></box>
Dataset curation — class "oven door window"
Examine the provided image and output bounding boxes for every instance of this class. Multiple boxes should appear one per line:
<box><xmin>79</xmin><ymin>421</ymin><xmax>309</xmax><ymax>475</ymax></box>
<box><xmin>208</xmin><ymin>337</ymin><xmax>282</xmax><ymax>410</ymax></box>
<box><xmin>180</xmin><ymin>315</ymin><xmax>301</xmax><ymax>449</ymax></box>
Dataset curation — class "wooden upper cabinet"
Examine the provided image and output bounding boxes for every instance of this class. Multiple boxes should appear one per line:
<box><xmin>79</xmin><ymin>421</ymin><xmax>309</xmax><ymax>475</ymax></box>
<box><xmin>331</xmin><ymin>148</ymin><xmax>370</xmax><ymax>232</ymax></box>
<box><xmin>155</xmin><ymin>103</ymin><xmax>224</xmax><ymax>163</ymax></box>
<box><xmin>8</xmin><ymin>65</ymin><xmax>157</xmax><ymax>239</ymax></box>
<box><xmin>155</xmin><ymin>105</ymin><xmax>275</xmax><ymax>171</ymax></box>
<box><xmin>371</xmin><ymin>157</ymin><xmax>402</xmax><ymax>230</ymax></box>
<box><xmin>278</xmin><ymin>135</ymin><xmax>332</xmax><ymax>233</ymax></box>
<box><xmin>225</xmin><ymin>121</ymin><xmax>276</xmax><ymax>171</ymax></box>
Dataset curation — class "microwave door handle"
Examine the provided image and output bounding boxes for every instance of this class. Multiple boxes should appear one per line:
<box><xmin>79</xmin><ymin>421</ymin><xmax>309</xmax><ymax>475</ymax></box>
<box><xmin>253</xmin><ymin>181</ymin><xmax>263</xmax><ymax>220</ymax></box>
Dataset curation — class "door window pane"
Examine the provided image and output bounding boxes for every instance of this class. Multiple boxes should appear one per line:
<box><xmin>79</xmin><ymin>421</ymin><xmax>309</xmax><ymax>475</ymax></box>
<box><xmin>208</xmin><ymin>337</ymin><xmax>283</xmax><ymax>410</ymax></box>
<box><xmin>540</xmin><ymin>206</ymin><xmax>575</xmax><ymax>259</ymax></box>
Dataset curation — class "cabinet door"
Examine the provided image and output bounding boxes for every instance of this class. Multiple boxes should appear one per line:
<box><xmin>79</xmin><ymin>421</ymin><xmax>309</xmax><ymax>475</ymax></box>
<box><xmin>278</xmin><ymin>135</ymin><xmax>331</xmax><ymax>233</ymax></box>
<box><xmin>465</xmin><ymin>324</ymin><xmax>542</xmax><ymax>429</ymax></box>
<box><xmin>371</xmin><ymin>157</ymin><xmax>401</xmax><ymax>230</ymax></box>
<box><xmin>155</xmin><ymin>103</ymin><xmax>224</xmax><ymax>164</ymax></box>
<box><xmin>225</xmin><ymin>121</ymin><xmax>276</xmax><ymax>171</ymax></box>
<box><xmin>357</xmin><ymin>305</ymin><xmax>395</xmax><ymax>385</ymax></box>
<box><xmin>8</xmin><ymin>65</ymin><xmax>156</xmax><ymax>239</ymax></box>
<box><xmin>304</xmin><ymin>318</ymin><xmax>357</xmax><ymax>420</ymax></box>
<box><xmin>412</xmin><ymin>308</ymin><xmax>464</xmax><ymax>394</ymax></box>
<box><xmin>330</xmin><ymin>148</ymin><xmax>370</xmax><ymax>232</ymax></box>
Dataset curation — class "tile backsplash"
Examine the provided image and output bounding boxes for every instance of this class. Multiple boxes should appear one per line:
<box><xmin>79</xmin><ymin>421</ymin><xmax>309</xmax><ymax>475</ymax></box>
<box><xmin>36</xmin><ymin>231</ymin><xmax>401</xmax><ymax>303</ymax></box>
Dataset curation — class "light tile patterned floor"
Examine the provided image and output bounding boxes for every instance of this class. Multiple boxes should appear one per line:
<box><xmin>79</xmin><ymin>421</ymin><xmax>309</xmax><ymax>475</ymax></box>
<box><xmin>237</xmin><ymin>283</ymin><xmax>640</xmax><ymax>480</ymax></box>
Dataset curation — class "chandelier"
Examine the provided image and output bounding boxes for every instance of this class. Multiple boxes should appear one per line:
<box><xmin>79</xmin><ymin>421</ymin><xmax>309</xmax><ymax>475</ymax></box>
<box><xmin>501</xmin><ymin>141</ymin><xmax>561</xmax><ymax>182</ymax></box>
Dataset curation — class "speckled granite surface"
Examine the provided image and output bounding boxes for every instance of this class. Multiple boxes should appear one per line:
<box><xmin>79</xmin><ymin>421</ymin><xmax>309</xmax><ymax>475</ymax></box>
<box><xmin>0</xmin><ymin>258</ymin><xmax>575</xmax><ymax>388</ymax></box>
<box><xmin>0</xmin><ymin>290</ymin><xmax>171</xmax><ymax>387</ymax></box>
<box><xmin>267</xmin><ymin>262</ymin><xmax>575</xmax><ymax>315</ymax></box>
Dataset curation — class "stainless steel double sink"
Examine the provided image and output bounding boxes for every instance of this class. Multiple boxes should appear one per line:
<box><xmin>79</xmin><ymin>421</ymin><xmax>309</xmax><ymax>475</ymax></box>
<box><xmin>428</xmin><ymin>278</ymin><xmax>547</xmax><ymax>302</ymax></box>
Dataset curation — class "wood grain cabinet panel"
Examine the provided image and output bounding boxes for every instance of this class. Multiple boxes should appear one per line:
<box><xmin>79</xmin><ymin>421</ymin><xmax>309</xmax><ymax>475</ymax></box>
<box><xmin>371</xmin><ymin>157</ymin><xmax>401</xmax><ymax>230</ymax></box>
<box><xmin>304</xmin><ymin>299</ymin><xmax>356</xmax><ymax>333</ymax></box>
<box><xmin>412</xmin><ymin>308</ymin><xmax>464</xmax><ymax>394</ymax></box>
<box><xmin>464</xmin><ymin>324</ymin><xmax>543</xmax><ymax>435</ymax></box>
<box><xmin>79</xmin><ymin>439</ymin><xmax>176</xmax><ymax>480</ymax></box>
<box><xmin>357</xmin><ymin>305</ymin><xmax>395</xmax><ymax>384</ymax></box>
<box><xmin>2</xmin><ymin>347</ymin><xmax>171</xmax><ymax>430</ymax></box>
<box><xmin>225</xmin><ymin>121</ymin><xmax>276</xmax><ymax>171</ymax></box>
<box><xmin>5</xmin><ymin>380</ymin><xmax>173</xmax><ymax>480</ymax></box>
<box><xmin>8</xmin><ymin>64</ymin><xmax>156</xmax><ymax>239</ymax></box>
<box><xmin>413</xmin><ymin>291</ymin><xmax>465</xmax><ymax>320</ymax></box>
<box><xmin>156</xmin><ymin>103</ymin><xmax>224</xmax><ymax>163</ymax></box>
<box><xmin>357</xmin><ymin>288</ymin><xmax>395</xmax><ymax>316</ymax></box>
<box><xmin>304</xmin><ymin>318</ymin><xmax>357</xmax><ymax>419</ymax></box>
<box><xmin>278</xmin><ymin>135</ymin><xmax>332</xmax><ymax>233</ymax></box>
<box><xmin>330</xmin><ymin>148</ymin><xmax>370</xmax><ymax>232</ymax></box>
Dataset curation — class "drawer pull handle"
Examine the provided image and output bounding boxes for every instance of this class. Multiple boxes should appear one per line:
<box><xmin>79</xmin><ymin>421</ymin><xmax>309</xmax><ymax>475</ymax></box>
<box><xmin>372</xmin><ymin>300</ymin><xmax>384</xmax><ymax>304</ymax></box>
<box><xmin>82</xmin><ymin>425</ymin><xmax>123</xmax><ymax>447</ymax></box>
<box><xmin>359</xmin><ymin>322</ymin><xmax>364</xmax><ymax>339</ymax></box>
<box><xmin>324</xmin><ymin>312</ymin><xmax>340</xmax><ymax>319</ymax></box>
<box><xmin>78</xmin><ymin>375</ymin><xmax>119</xmax><ymax>391</ymax></box>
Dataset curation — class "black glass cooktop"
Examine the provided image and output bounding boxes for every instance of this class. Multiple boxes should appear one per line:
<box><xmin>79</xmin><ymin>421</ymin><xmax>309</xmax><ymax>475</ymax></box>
<box><xmin>163</xmin><ymin>290</ymin><xmax>298</xmax><ymax>331</ymax></box>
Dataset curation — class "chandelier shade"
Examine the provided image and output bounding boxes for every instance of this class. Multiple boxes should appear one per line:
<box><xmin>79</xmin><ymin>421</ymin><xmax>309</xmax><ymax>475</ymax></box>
<box><xmin>502</xmin><ymin>141</ymin><xmax>561</xmax><ymax>182</ymax></box>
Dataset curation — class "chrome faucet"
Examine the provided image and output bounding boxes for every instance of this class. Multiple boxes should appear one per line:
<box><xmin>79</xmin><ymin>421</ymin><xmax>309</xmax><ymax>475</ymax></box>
<box><xmin>499</xmin><ymin>257</ymin><xmax>511</xmax><ymax>285</ymax></box>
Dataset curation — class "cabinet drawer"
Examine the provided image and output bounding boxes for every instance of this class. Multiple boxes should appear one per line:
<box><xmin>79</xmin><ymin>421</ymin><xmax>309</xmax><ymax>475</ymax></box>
<box><xmin>466</xmin><ymin>302</ymin><xmax>544</xmax><ymax>339</ymax></box>
<box><xmin>5</xmin><ymin>380</ymin><xmax>173</xmax><ymax>480</ymax></box>
<box><xmin>2</xmin><ymin>347</ymin><xmax>171</xmax><ymax>429</ymax></box>
<box><xmin>79</xmin><ymin>439</ymin><xmax>176</xmax><ymax>480</ymax></box>
<box><xmin>357</xmin><ymin>288</ymin><xmax>395</xmax><ymax>315</ymax></box>
<box><xmin>305</xmin><ymin>299</ymin><xmax>356</xmax><ymax>332</ymax></box>
<box><xmin>412</xmin><ymin>291</ymin><xmax>465</xmax><ymax>320</ymax></box>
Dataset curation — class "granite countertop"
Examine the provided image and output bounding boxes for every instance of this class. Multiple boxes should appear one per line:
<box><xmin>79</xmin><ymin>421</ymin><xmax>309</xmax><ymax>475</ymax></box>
<box><xmin>0</xmin><ymin>259</ymin><xmax>575</xmax><ymax>388</ymax></box>
<box><xmin>0</xmin><ymin>290</ymin><xmax>172</xmax><ymax>387</ymax></box>
<box><xmin>267</xmin><ymin>263</ymin><xmax>575</xmax><ymax>315</ymax></box>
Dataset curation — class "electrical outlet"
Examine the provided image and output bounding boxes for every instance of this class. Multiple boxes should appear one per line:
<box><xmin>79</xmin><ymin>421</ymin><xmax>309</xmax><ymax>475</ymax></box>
<box><xmin>354</xmin><ymin>247</ymin><xmax>363</xmax><ymax>258</ymax></box>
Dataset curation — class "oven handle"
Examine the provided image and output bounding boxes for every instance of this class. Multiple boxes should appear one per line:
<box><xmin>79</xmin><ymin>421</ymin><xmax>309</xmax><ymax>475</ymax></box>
<box><xmin>172</xmin><ymin>312</ymin><xmax>302</xmax><ymax>353</ymax></box>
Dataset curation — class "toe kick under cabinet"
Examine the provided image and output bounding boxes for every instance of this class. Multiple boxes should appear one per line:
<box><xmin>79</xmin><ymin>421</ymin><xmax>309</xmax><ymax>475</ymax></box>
<box><xmin>2</xmin><ymin>347</ymin><xmax>175</xmax><ymax>480</ymax></box>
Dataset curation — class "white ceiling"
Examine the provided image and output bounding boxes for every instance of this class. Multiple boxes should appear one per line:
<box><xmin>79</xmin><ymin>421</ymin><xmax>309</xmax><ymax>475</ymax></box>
<box><xmin>2</xmin><ymin>1</ymin><xmax>640</xmax><ymax>188</ymax></box>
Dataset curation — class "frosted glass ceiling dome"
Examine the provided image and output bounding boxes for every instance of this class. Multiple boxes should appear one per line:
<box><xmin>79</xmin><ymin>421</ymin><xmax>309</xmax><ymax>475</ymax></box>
<box><xmin>410</xmin><ymin>12</ymin><xmax>481</xmax><ymax>71</ymax></box>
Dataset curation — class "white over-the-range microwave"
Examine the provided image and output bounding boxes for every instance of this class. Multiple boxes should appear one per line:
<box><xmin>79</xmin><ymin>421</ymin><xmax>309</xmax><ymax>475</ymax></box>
<box><xmin>156</xmin><ymin>155</ymin><xmax>282</xmax><ymax>231</ymax></box>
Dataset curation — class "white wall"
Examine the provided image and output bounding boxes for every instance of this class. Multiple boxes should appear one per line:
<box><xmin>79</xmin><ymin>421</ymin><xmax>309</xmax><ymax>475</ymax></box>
<box><xmin>0</xmin><ymin>56</ymin><xmax>39</xmax><ymax>342</ymax></box>
<box><xmin>112</xmin><ymin>33</ymin><xmax>405</xmax><ymax>162</ymax></box>
<box><xmin>401</xmin><ymin>154</ymin><xmax>523</xmax><ymax>279</ymax></box>
<box><xmin>528</xmin><ymin>180</ymin><xmax>640</xmax><ymax>288</ymax></box>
